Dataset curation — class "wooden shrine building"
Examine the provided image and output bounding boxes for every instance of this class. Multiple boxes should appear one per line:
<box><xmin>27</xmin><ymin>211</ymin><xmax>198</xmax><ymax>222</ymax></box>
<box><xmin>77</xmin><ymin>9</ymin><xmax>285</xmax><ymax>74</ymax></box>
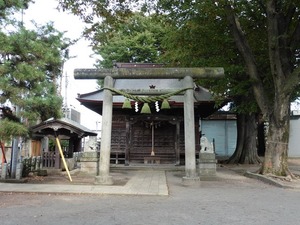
<box><xmin>31</xmin><ymin>117</ymin><xmax>97</xmax><ymax>169</ymax></box>
<box><xmin>75</xmin><ymin>63</ymin><xmax>224</xmax><ymax>185</ymax></box>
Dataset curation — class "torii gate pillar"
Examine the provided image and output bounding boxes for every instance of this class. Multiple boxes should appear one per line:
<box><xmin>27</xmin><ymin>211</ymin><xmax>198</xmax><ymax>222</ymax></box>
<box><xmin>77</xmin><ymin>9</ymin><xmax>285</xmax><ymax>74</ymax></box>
<box><xmin>95</xmin><ymin>76</ymin><xmax>114</xmax><ymax>185</ymax></box>
<box><xmin>182</xmin><ymin>76</ymin><xmax>200</xmax><ymax>184</ymax></box>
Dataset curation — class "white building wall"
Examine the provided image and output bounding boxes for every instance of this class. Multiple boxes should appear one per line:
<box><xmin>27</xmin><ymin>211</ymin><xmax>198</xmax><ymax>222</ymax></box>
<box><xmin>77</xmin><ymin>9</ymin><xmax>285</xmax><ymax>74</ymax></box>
<box><xmin>289</xmin><ymin>116</ymin><xmax>300</xmax><ymax>157</ymax></box>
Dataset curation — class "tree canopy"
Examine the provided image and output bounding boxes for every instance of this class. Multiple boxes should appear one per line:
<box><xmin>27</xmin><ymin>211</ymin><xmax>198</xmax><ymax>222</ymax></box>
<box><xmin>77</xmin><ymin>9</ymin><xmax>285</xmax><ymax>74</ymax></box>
<box><xmin>91</xmin><ymin>13</ymin><xmax>167</xmax><ymax>68</ymax></box>
<box><xmin>0</xmin><ymin>1</ymin><xmax>71</xmax><ymax>140</ymax></box>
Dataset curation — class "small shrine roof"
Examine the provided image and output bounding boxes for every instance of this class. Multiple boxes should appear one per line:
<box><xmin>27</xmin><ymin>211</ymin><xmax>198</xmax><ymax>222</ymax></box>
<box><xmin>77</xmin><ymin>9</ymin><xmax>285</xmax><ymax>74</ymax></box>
<box><xmin>31</xmin><ymin>117</ymin><xmax>97</xmax><ymax>138</ymax></box>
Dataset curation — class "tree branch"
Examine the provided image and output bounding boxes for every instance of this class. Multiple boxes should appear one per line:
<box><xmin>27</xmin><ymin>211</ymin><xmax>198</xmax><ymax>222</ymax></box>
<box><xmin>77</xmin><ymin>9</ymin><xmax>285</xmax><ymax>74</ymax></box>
<box><xmin>224</xmin><ymin>2</ymin><xmax>269</xmax><ymax>116</ymax></box>
<box><xmin>283</xmin><ymin>67</ymin><xmax>300</xmax><ymax>94</ymax></box>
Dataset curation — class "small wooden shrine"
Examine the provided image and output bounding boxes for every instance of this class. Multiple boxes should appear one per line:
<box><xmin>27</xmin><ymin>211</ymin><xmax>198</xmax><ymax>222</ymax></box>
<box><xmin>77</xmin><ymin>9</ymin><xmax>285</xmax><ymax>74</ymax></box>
<box><xmin>31</xmin><ymin>117</ymin><xmax>97</xmax><ymax>169</ymax></box>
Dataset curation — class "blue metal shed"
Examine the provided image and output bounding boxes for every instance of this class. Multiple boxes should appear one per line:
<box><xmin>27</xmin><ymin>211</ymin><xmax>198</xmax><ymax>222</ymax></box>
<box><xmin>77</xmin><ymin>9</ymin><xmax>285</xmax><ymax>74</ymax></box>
<box><xmin>201</xmin><ymin>113</ymin><xmax>237</xmax><ymax>157</ymax></box>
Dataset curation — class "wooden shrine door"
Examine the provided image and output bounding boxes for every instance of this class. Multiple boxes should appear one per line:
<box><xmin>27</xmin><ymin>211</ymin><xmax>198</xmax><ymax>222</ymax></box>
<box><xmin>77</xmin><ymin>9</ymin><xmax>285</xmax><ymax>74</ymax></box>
<box><xmin>130</xmin><ymin>120</ymin><xmax>176</xmax><ymax>164</ymax></box>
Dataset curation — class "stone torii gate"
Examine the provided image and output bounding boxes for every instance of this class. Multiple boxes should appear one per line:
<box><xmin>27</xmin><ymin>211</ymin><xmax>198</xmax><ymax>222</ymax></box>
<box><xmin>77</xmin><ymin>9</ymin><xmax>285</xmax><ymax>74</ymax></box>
<box><xmin>74</xmin><ymin>67</ymin><xmax>224</xmax><ymax>185</ymax></box>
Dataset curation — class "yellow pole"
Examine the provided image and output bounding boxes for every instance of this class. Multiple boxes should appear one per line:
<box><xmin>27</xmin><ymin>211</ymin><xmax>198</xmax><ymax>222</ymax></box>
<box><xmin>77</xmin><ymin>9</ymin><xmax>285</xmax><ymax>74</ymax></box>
<box><xmin>55</xmin><ymin>137</ymin><xmax>72</xmax><ymax>182</ymax></box>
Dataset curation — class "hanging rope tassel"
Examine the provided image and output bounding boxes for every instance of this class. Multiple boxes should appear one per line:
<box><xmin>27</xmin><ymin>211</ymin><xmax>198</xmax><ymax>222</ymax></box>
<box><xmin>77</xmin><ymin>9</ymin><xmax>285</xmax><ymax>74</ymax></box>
<box><xmin>122</xmin><ymin>98</ymin><xmax>132</xmax><ymax>109</ymax></box>
<box><xmin>161</xmin><ymin>99</ymin><xmax>170</xmax><ymax>109</ymax></box>
<box><xmin>141</xmin><ymin>103</ymin><xmax>151</xmax><ymax>114</ymax></box>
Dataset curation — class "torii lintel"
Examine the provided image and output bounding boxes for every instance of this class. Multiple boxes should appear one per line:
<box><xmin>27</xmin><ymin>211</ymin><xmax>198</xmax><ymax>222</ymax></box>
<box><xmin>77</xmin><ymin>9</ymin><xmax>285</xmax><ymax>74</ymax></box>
<box><xmin>74</xmin><ymin>67</ymin><xmax>224</xmax><ymax>79</ymax></box>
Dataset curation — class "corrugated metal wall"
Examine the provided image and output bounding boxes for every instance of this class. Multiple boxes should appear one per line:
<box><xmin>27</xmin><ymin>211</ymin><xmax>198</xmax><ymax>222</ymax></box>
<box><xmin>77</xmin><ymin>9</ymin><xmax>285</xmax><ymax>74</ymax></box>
<box><xmin>201</xmin><ymin>120</ymin><xmax>237</xmax><ymax>157</ymax></box>
<box><xmin>201</xmin><ymin>115</ymin><xmax>300</xmax><ymax>158</ymax></box>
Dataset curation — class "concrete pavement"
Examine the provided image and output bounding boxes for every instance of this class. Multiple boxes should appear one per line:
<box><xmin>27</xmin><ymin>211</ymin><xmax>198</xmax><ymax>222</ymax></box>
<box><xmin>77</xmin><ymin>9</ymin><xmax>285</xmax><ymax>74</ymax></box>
<box><xmin>1</xmin><ymin>160</ymin><xmax>300</xmax><ymax>195</ymax></box>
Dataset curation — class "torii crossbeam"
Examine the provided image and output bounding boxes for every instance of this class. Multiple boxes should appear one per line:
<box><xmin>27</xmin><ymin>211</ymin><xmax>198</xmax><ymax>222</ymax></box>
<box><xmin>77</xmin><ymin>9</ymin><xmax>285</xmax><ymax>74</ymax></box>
<box><xmin>74</xmin><ymin>67</ymin><xmax>224</xmax><ymax>79</ymax></box>
<box><xmin>74</xmin><ymin>67</ymin><xmax>224</xmax><ymax>185</ymax></box>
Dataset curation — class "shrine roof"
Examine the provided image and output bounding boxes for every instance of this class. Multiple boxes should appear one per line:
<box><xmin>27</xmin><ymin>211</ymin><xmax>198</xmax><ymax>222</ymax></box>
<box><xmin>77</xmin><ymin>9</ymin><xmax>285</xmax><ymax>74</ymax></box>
<box><xmin>30</xmin><ymin>117</ymin><xmax>97</xmax><ymax>138</ymax></box>
<box><xmin>76</xmin><ymin>78</ymin><xmax>218</xmax><ymax>117</ymax></box>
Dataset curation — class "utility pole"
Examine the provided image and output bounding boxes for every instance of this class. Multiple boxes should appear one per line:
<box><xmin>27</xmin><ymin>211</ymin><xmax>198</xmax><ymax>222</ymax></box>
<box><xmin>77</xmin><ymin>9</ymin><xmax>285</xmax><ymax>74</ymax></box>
<box><xmin>62</xmin><ymin>72</ymin><xmax>70</xmax><ymax>118</ymax></box>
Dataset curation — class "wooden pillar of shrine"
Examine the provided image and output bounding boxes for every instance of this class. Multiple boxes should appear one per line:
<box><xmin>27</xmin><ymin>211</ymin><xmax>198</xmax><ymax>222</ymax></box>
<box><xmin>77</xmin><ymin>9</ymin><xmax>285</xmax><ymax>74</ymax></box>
<box><xmin>175</xmin><ymin>121</ymin><xmax>181</xmax><ymax>166</ymax></box>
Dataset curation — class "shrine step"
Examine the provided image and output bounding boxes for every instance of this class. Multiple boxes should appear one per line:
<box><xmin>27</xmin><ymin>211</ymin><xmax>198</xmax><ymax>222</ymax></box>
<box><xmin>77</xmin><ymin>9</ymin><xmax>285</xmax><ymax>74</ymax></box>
<box><xmin>144</xmin><ymin>156</ymin><xmax>161</xmax><ymax>164</ymax></box>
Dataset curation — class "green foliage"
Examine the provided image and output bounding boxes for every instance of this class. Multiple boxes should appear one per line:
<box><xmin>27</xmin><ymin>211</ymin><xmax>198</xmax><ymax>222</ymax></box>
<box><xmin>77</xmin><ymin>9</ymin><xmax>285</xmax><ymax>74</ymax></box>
<box><xmin>0</xmin><ymin>119</ymin><xmax>28</xmax><ymax>140</ymax></box>
<box><xmin>0</xmin><ymin>2</ymin><xmax>71</xmax><ymax>140</ymax></box>
<box><xmin>48</xmin><ymin>138</ymin><xmax>56</xmax><ymax>151</ymax></box>
<box><xmin>59</xmin><ymin>2</ymin><xmax>168</xmax><ymax>67</ymax></box>
<box><xmin>48</xmin><ymin>138</ymin><xmax>69</xmax><ymax>151</ymax></box>
<box><xmin>0</xmin><ymin>24</ymin><xmax>67</xmax><ymax>124</ymax></box>
<box><xmin>22</xmin><ymin>94</ymin><xmax>63</xmax><ymax>122</ymax></box>
<box><xmin>156</xmin><ymin>1</ymin><xmax>260</xmax><ymax>113</ymax></box>
<box><xmin>92</xmin><ymin>13</ymin><xmax>167</xmax><ymax>68</ymax></box>
<box><xmin>0</xmin><ymin>0</ymin><xmax>32</xmax><ymax>20</ymax></box>
<box><xmin>58</xmin><ymin>0</ymin><xmax>140</xmax><ymax>24</ymax></box>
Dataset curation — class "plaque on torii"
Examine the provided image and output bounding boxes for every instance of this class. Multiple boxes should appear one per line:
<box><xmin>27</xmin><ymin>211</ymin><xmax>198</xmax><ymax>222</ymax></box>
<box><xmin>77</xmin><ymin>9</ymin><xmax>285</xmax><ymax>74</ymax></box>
<box><xmin>74</xmin><ymin>67</ymin><xmax>224</xmax><ymax>185</ymax></box>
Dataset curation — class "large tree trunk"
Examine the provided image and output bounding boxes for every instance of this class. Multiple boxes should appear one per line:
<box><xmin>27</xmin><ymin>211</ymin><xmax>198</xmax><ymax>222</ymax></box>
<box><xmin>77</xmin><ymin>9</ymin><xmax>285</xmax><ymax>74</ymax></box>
<box><xmin>258</xmin><ymin>1</ymin><xmax>294</xmax><ymax>176</ymax></box>
<box><xmin>260</xmin><ymin>99</ymin><xmax>290</xmax><ymax>176</ymax></box>
<box><xmin>227</xmin><ymin>113</ymin><xmax>261</xmax><ymax>164</ymax></box>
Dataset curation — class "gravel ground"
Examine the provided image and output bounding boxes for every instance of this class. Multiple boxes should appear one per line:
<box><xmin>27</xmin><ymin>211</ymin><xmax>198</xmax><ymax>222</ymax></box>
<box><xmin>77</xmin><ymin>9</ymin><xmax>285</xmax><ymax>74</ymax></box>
<box><xmin>24</xmin><ymin>170</ymin><xmax>131</xmax><ymax>186</ymax></box>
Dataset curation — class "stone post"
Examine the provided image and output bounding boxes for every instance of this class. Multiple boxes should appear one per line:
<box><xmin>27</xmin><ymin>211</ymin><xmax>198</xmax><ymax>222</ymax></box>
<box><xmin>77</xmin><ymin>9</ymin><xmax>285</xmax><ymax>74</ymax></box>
<box><xmin>16</xmin><ymin>163</ymin><xmax>23</xmax><ymax>180</ymax></box>
<box><xmin>199</xmin><ymin>152</ymin><xmax>217</xmax><ymax>179</ymax></box>
<box><xmin>182</xmin><ymin>76</ymin><xmax>200</xmax><ymax>184</ymax></box>
<box><xmin>95</xmin><ymin>76</ymin><xmax>114</xmax><ymax>185</ymax></box>
<box><xmin>1</xmin><ymin>163</ymin><xmax>7</xmax><ymax>179</ymax></box>
<box><xmin>36</xmin><ymin>156</ymin><xmax>41</xmax><ymax>171</ymax></box>
<box><xmin>10</xmin><ymin>138</ymin><xmax>19</xmax><ymax>178</ymax></box>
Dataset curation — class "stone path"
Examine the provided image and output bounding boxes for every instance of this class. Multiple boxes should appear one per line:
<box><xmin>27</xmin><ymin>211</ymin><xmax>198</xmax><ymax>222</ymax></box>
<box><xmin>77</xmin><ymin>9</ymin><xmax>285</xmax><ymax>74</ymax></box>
<box><xmin>0</xmin><ymin>170</ymin><xmax>168</xmax><ymax>196</ymax></box>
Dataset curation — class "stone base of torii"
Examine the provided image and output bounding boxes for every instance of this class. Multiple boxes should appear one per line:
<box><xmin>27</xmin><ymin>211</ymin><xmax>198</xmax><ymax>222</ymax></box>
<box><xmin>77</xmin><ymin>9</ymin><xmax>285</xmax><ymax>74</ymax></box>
<box><xmin>74</xmin><ymin>67</ymin><xmax>224</xmax><ymax>185</ymax></box>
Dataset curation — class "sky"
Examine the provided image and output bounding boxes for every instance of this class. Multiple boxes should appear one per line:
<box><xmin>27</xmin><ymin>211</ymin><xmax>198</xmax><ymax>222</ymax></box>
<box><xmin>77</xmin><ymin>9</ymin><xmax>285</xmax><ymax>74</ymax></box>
<box><xmin>23</xmin><ymin>0</ymin><xmax>101</xmax><ymax>130</ymax></box>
